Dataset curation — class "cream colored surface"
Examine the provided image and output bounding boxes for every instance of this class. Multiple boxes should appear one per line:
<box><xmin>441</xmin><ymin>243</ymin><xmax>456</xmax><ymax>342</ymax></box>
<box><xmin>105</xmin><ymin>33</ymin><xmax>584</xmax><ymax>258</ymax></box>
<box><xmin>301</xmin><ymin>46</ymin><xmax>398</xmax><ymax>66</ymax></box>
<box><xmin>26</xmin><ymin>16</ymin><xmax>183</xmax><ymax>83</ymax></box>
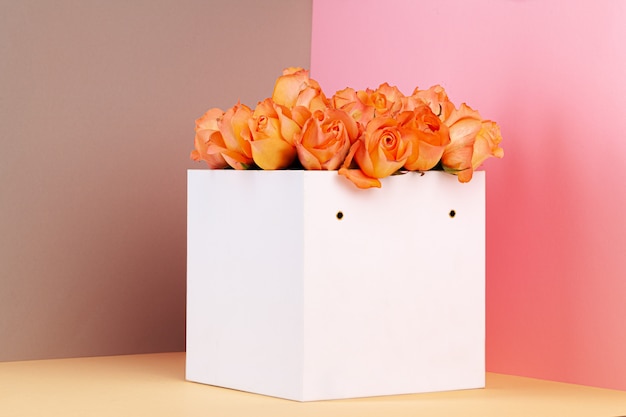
<box><xmin>1</xmin><ymin>353</ymin><xmax>625</xmax><ymax>416</ymax></box>
<box><xmin>0</xmin><ymin>0</ymin><xmax>311</xmax><ymax>361</ymax></box>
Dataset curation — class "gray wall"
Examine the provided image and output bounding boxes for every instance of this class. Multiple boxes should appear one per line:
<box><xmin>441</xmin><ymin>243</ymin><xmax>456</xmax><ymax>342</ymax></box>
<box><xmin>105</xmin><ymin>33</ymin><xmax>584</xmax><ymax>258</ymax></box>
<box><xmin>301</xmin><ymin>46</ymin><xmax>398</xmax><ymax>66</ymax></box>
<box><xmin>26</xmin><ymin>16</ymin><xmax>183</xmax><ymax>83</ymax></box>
<box><xmin>0</xmin><ymin>0</ymin><xmax>312</xmax><ymax>361</ymax></box>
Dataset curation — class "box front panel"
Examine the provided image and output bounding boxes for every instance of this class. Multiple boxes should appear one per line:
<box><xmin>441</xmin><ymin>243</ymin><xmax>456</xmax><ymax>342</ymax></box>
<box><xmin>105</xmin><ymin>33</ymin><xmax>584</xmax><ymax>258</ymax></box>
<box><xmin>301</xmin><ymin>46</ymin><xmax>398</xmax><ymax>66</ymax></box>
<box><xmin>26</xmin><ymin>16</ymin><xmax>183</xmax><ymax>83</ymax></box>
<box><xmin>302</xmin><ymin>171</ymin><xmax>485</xmax><ymax>400</ymax></box>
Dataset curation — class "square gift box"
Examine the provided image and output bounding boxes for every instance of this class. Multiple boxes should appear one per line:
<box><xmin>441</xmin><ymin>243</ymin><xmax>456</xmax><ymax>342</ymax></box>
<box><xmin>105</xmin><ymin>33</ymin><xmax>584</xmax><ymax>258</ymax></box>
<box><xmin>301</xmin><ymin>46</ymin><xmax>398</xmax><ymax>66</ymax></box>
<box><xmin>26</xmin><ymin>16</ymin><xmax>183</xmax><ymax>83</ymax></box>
<box><xmin>186</xmin><ymin>169</ymin><xmax>485</xmax><ymax>401</ymax></box>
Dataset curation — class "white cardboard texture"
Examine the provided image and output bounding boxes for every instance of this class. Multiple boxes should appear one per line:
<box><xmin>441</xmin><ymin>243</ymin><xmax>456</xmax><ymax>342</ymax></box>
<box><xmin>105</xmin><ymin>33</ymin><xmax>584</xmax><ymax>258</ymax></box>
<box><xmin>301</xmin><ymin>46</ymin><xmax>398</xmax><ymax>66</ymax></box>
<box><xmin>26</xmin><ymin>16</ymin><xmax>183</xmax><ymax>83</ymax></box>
<box><xmin>186</xmin><ymin>169</ymin><xmax>485</xmax><ymax>401</ymax></box>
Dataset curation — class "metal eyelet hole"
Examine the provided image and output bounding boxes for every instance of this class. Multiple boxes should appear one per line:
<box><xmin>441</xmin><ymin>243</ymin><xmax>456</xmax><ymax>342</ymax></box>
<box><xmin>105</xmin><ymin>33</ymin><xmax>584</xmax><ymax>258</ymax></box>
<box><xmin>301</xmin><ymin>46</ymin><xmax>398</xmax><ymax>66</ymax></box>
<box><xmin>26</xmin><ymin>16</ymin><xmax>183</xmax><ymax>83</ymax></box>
<box><xmin>336</xmin><ymin>211</ymin><xmax>344</xmax><ymax>220</ymax></box>
<box><xmin>449</xmin><ymin>210</ymin><xmax>456</xmax><ymax>218</ymax></box>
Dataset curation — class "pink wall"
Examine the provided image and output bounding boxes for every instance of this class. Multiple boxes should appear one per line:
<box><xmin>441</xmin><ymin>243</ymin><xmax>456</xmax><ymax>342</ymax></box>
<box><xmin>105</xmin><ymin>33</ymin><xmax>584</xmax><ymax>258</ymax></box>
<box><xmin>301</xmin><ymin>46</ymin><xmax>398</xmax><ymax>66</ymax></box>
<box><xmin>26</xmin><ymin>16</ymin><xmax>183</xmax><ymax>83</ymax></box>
<box><xmin>311</xmin><ymin>0</ymin><xmax>626</xmax><ymax>390</ymax></box>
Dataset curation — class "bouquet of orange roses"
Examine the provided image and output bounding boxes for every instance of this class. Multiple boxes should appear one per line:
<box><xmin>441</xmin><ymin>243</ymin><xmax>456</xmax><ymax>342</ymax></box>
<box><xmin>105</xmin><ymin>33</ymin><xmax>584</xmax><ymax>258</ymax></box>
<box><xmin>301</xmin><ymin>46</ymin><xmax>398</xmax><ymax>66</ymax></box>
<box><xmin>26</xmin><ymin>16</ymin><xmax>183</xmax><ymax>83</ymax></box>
<box><xmin>191</xmin><ymin>67</ymin><xmax>503</xmax><ymax>189</ymax></box>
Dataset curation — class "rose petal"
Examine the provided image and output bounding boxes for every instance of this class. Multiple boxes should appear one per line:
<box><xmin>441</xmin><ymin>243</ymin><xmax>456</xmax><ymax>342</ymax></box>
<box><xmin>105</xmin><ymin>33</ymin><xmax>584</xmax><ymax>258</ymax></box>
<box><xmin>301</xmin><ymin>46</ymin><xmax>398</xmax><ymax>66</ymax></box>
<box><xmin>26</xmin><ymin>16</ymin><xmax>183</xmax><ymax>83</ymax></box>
<box><xmin>250</xmin><ymin>138</ymin><xmax>296</xmax><ymax>170</ymax></box>
<box><xmin>338</xmin><ymin>167</ymin><xmax>381</xmax><ymax>189</ymax></box>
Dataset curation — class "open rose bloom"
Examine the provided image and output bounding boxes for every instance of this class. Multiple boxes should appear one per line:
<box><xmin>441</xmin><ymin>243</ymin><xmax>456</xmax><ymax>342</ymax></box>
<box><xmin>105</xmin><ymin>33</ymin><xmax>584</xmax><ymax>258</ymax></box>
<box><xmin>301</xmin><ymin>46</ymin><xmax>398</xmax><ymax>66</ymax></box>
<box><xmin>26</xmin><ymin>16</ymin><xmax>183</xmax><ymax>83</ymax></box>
<box><xmin>192</xmin><ymin>68</ymin><xmax>504</xmax><ymax>189</ymax></box>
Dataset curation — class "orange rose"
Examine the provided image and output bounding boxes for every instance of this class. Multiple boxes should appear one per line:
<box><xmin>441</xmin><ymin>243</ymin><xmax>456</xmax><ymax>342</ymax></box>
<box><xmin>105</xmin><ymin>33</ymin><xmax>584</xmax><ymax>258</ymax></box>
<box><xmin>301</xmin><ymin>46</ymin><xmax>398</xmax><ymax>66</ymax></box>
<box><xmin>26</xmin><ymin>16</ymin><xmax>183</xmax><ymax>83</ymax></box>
<box><xmin>191</xmin><ymin>69</ymin><xmax>503</xmax><ymax>184</ymax></box>
<box><xmin>339</xmin><ymin>116</ymin><xmax>413</xmax><ymax>189</ymax></box>
<box><xmin>398</xmin><ymin>105</ymin><xmax>451</xmax><ymax>171</ymax></box>
<box><xmin>357</xmin><ymin>117</ymin><xmax>412</xmax><ymax>178</ymax></box>
<box><xmin>248</xmin><ymin>98</ymin><xmax>306</xmax><ymax>170</ymax></box>
<box><xmin>472</xmin><ymin>120</ymin><xmax>504</xmax><ymax>170</ymax></box>
<box><xmin>190</xmin><ymin>108</ymin><xmax>229</xmax><ymax>169</ymax></box>
<box><xmin>296</xmin><ymin>108</ymin><xmax>360</xmax><ymax>170</ymax></box>
<box><xmin>207</xmin><ymin>102</ymin><xmax>254</xmax><ymax>170</ymax></box>
<box><xmin>440</xmin><ymin>103</ymin><xmax>483</xmax><ymax>182</ymax></box>
<box><xmin>272</xmin><ymin>67</ymin><xmax>328</xmax><ymax>112</ymax></box>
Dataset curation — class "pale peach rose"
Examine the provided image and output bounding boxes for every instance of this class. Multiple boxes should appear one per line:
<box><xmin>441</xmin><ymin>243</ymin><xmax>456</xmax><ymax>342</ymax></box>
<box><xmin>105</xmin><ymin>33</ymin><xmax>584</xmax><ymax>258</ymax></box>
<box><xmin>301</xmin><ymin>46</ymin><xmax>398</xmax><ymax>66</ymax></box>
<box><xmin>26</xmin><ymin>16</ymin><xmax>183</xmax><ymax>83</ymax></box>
<box><xmin>248</xmin><ymin>98</ymin><xmax>309</xmax><ymax>170</ymax></box>
<box><xmin>332</xmin><ymin>87</ymin><xmax>357</xmax><ymax>110</ymax></box>
<box><xmin>346</xmin><ymin>117</ymin><xmax>413</xmax><ymax>184</ymax></box>
<box><xmin>405</xmin><ymin>85</ymin><xmax>455</xmax><ymax>121</ymax></box>
<box><xmin>190</xmin><ymin>108</ymin><xmax>228</xmax><ymax>169</ymax></box>
<box><xmin>331</xmin><ymin>87</ymin><xmax>375</xmax><ymax>125</ymax></box>
<box><xmin>440</xmin><ymin>103</ymin><xmax>483</xmax><ymax>182</ymax></box>
<box><xmin>272</xmin><ymin>67</ymin><xmax>328</xmax><ymax>112</ymax></box>
<box><xmin>195</xmin><ymin>107</ymin><xmax>222</xmax><ymax>133</ymax></box>
<box><xmin>397</xmin><ymin>105</ymin><xmax>451</xmax><ymax>171</ymax></box>
<box><xmin>354</xmin><ymin>83</ymin><xmax>405</xmax><ymax>125</ymax></box>
<box><xmin>369</xmin><ymin>83</ymin><xmax>404</xmax><ymax>115</ymax></box>
<box><xmin>332</xmin><ymin>83</ymin><xmax>404</xmax><ymax>126</ymax></box>
<box><xmin>472</xmin><ymin>120</ymin><xmax>504</xmax><ymax>170</ymax></box>
<box><xmin>296</xmin><ymin>108</ymin><xmax>360</xmax><ymax>170</ymax></box>
<box><xmin>207</xmin><ymin>102</ymin><xmax>254</xmax><ymax>170</ymax></box>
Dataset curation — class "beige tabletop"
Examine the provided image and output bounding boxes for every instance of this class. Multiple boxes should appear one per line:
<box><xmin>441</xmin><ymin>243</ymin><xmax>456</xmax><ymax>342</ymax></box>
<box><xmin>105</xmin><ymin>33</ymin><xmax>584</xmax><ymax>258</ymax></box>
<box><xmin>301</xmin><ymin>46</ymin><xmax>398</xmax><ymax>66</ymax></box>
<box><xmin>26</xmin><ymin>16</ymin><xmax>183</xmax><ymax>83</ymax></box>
<box><xmin>1</xmin><ymin>352</ymin><xmax>625</xmax><ymax>417</ymax></box>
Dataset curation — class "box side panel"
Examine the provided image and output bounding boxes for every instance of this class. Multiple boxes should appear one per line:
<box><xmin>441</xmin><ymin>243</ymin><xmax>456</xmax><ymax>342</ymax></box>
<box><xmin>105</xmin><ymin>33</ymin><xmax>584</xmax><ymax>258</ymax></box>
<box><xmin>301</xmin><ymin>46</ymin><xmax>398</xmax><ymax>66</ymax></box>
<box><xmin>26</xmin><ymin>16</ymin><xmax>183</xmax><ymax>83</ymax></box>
<box><xmin>186</xmin><ymin>170</ymin><xmax>304</xmax><ymax>401</ymax></box>
<box><xmin>302</xmin><ymin>171</ymin><xmax>485</xmax><ymax>400</ymax></box>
